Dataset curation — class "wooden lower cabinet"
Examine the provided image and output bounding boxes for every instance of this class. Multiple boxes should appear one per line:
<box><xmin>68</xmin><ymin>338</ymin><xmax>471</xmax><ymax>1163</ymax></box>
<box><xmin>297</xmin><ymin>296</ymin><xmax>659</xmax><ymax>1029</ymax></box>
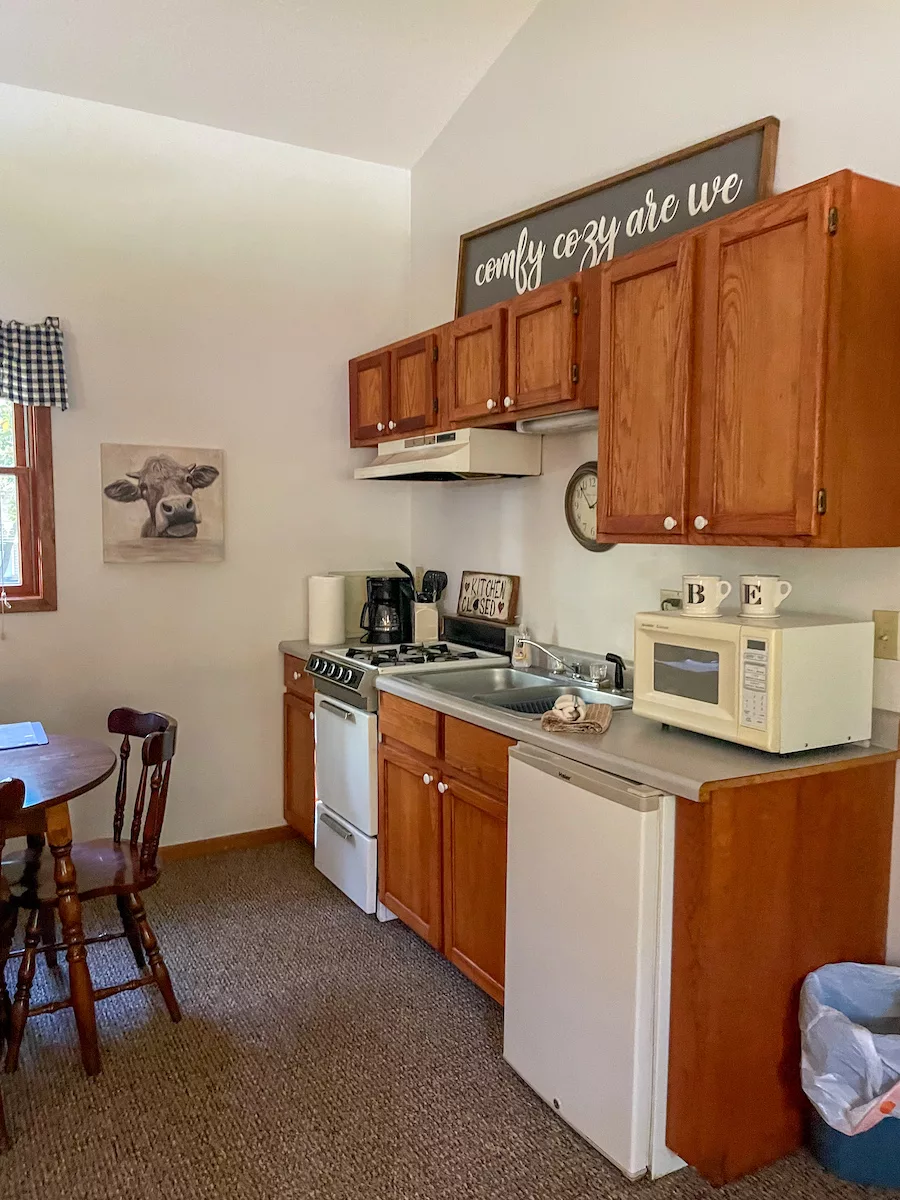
<box><xmin>441</xmin><ymin>775</ymin><xmax>507</xmax><ymax>1003</ymax></box>
<box><xmin>378</xmin><ymin>745</ymin><xmax>443</xmax><ymax>947</ymax></box>
<box><xmin>378</xmin><ymin>702</ymin><xmax>513</xmax><ymax>1001</ymax></box>
<box><xmin>283</xmin><ymin>692</ymin><xmax>315</xmax><ymax>843</ymax></box>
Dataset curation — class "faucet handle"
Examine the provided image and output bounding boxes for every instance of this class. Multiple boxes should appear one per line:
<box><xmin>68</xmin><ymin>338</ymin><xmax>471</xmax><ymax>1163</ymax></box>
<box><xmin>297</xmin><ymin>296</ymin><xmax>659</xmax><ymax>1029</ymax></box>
<box><xmin>589</xmin><ymin>662</ymin><xmax>609</xmax><ymax>687</ymax></box>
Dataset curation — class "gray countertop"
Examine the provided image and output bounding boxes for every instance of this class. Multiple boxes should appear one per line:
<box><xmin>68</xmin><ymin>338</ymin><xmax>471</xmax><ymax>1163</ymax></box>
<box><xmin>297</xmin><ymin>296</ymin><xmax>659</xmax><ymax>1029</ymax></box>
<box><xmin>375</xmin><ymin>675</ymin><xmax>899</xmax><ymax>802</ymax></box>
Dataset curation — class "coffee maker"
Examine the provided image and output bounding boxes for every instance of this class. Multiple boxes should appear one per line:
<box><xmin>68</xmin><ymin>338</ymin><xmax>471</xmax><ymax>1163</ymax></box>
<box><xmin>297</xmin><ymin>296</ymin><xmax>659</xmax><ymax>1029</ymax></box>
<box><xmin>359</xmin><ymin>575</ymin><xmax>413</xmax><ymax>644</ymax></box>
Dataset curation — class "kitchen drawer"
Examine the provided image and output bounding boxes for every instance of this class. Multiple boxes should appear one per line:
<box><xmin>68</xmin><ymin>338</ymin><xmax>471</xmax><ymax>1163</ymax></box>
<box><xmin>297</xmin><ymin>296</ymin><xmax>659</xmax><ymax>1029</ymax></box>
<box><xmin>284</xmin><ymin>654</ymin><xmax>314</xmax><ymax>700</ymax></box>
<box><xmin>444</xmin><ymin>717</ymin><xmax>514</xmax><ymax>797</ymax></box>
<box><xmin>379</xmin><ymin>692</ymin><xmax>441</xmax><ymax>760</ymax></box>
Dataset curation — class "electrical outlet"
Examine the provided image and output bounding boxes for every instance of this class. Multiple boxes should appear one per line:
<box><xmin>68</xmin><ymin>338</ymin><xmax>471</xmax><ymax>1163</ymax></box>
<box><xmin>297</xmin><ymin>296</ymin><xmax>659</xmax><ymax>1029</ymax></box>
<box><xmin>660</xmin><ymin>589</ymin><xmax>682</xmax><ymax>611</ymax></box>
<box><xmin>873</xmin><ymin>610</ymin><xmax>900</xmax><ymax>660</ymax></box>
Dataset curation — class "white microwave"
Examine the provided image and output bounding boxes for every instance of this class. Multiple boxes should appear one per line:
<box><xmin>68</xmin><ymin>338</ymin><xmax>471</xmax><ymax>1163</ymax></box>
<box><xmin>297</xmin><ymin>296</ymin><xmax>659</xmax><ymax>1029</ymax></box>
<box><xmin>633</xmin><ymin>611</ymin><xmax>874</xmax><ymax>754</ymax></box>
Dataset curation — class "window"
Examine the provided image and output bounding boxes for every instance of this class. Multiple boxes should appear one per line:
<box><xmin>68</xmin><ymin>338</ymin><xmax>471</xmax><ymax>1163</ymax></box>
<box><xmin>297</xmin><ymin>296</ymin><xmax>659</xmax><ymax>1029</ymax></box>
<box><xmin>0</xmin><ymin>399</ymin><xmax>56</xmax><ymax>612</ymax></box>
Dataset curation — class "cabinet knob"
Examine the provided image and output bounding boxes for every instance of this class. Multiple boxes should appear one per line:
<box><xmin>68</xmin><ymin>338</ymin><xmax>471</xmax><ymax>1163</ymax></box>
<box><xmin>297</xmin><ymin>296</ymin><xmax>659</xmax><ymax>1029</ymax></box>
<box><xmin>486</xmin><ymin>398</ymin><xmax>496</xmax><ymax>410</ymax></box>
<box><xmin>388</xmin><ymin>420</ymin><xmax>396</xmax><ymax>430</ymax></box>
<box><xmin>422</xmin><ymin>773</ymin><xmax>433</xmax><ymax>785</ymax></box>
<box><xmin>437</xmin><ymin>781</ymin><xmax>448</xmax><ymax>794</ymax></box>
<box><xmin>292</xmin><ymin>671</ymin><xmax>300</xmax><ymax>680</ymax></box>
<box><xmin>693</xmin><ymin>515</ymin><xmax>709</xmax><ymax>531</ymax></box>
<box><xmin>308</xmin><ymin>710</ymin><xmax>315</xmax><ymax>721</ymax></box>
<box><xmin>503</xmin><ymin>396</ymin><xmax>513</xmax><ymax>409</ymax></box>
<box><xmin>663</xmin><ymin>516</ymin><xmax>677</xmax><ymax>531</ymax></box>
<box><xmin>376</xmin><ymin>422</ymin><xmax>384</xmax><ymax>432</ymax></box>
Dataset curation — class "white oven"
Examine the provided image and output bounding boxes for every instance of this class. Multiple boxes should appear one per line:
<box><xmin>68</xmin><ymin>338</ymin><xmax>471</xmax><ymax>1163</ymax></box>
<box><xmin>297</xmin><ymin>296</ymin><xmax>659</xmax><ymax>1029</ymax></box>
<box><xmin>633</xmin><ymin>611</ymin><xmax>874</xmax><ymax>754</ymax></box>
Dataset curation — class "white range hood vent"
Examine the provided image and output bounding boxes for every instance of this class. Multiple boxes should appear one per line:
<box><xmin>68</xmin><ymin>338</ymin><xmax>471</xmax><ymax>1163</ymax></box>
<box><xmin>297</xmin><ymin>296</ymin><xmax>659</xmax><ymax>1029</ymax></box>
<box><xmin>516</xmin><ymin>410</ymin><xmax>598</xmax><ymax>435</ymax></box>
<box><xmin>354</xmin><ymin>427</ymin><xmax>542</xmax><ymax>481</ymax></box>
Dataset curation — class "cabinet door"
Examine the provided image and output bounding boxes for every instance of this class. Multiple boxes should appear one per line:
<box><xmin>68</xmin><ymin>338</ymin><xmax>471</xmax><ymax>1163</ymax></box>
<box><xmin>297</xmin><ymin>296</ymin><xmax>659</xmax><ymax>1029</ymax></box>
<box><xmin>596</xmin><ymin>237</ymin><xmax>695</xmax><ymax>540</ymax></box>
<box><xmin>349</xmin><ymin>349</ymin><xmax>390</xmax><ymax>443</ymax></box>
<box><xmin>448</xmin><ymin>306</ymin><xmax>505</xmax><ymax>423</ymax></box>
<box><xmin>506</xmin><ymin>280</ymin><xmax>578</xmax><ymax>413</ymax></box>
<box><xmin>283</xmin><ymin>693</ymin><xmax>315</xmax><ymax>843</ymax></box>
<box><xmin>378</xmin><ymin>746</ymin><xmax>443</xmax><ymax>948</ymax></box>
<box><xmin>692</xmin><ymin>184</ymin><xmax>832</xmax><ymax>538</ymax></box>
<box><xmin>442</xmin><ymin>775</ymin><xmax>507</xmax><ymax>1003</ymax></box>
<box><xmin>390</xmin><ymin>334</ymin><xmax>437</xmax><ymax>436</ymax></box>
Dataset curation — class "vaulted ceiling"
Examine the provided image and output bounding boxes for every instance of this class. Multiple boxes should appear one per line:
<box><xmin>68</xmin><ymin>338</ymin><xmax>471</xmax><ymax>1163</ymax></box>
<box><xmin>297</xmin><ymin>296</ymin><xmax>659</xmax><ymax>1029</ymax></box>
<box><xmin>0</xmin><ymin>0</ymin><xmax>540</xmax><ymax>166</ymax></box>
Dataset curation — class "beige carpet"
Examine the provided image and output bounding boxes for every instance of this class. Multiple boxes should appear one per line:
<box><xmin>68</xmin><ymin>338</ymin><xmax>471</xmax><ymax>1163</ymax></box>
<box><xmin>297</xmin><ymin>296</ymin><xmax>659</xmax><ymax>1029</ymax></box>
<box><xmin>0</xmin><ymin>840</ymin><xmax>890</xmax><ymax>1198</ymax></box>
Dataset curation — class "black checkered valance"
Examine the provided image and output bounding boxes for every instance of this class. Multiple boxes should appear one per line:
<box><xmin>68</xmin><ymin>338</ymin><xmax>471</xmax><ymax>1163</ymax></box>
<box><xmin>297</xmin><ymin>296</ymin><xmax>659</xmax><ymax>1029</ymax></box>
<box><xmin>0</xmin><ymin>317</ymin><xmax>69</xmax><ymax>411</ymax></box>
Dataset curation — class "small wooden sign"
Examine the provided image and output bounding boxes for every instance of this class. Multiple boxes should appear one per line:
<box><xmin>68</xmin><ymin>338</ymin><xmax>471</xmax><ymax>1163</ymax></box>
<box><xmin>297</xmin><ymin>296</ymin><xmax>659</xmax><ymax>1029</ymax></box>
<box><xmin>455</xmin><ymin>117</ymin><xmax>779</xmax><ymax>316</ymax></box>
<box><xmin>457</xmin><ymin>571</ymin><xmax>520</xmax><ymax>625</ymax></box>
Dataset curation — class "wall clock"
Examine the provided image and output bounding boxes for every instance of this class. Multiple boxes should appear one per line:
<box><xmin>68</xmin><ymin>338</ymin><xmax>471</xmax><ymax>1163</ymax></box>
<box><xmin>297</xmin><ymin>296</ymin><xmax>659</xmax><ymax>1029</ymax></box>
<box><xmin>564</xmin><ymin>461</ymin><xmax>615</xmax><ymax>553</ymax></box>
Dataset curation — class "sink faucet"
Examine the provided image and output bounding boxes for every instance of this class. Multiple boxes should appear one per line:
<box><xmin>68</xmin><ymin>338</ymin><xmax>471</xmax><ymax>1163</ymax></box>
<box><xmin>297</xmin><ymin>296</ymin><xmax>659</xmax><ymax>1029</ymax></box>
<box><xmin>513</xmin><ymin>638</ymin><xmax>604</xmax><ymax>685</ymax></box>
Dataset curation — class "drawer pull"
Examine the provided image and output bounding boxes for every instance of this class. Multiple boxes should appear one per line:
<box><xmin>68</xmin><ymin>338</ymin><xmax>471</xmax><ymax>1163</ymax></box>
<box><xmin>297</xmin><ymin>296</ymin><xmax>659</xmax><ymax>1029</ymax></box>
<box><xmin>319</xmin><ymin>811</ymin><xmax>353</xmax><ymax>842</ymax></box>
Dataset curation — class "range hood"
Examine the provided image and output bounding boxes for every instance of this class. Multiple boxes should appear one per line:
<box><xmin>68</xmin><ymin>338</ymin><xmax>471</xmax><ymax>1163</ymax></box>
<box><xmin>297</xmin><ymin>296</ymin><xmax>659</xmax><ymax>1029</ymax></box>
<box><xmin>354</xmin><ymin>427</ymin><xmax>542</xmax><ymax>481</ymax></box>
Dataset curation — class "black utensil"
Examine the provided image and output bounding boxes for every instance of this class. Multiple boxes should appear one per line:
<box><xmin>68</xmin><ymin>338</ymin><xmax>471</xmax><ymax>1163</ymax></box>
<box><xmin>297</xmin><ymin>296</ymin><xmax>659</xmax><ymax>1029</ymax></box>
<box><xmin>422</xmin><ymin>570</ymin><xmax>448</xmax><ymax>602</ymax></box>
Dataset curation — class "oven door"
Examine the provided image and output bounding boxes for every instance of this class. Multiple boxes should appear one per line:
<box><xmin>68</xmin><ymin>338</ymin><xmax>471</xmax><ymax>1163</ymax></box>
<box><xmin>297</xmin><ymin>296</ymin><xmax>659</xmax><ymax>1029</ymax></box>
<box><xmin>632</xmin><ymin>619</ymin><xmax>741</xmax><ymax>741</ymax></box>
<box><xmin>314</xmin><ymin>691</ymin><xmax>378</xmax><ymax>836</ymax></box>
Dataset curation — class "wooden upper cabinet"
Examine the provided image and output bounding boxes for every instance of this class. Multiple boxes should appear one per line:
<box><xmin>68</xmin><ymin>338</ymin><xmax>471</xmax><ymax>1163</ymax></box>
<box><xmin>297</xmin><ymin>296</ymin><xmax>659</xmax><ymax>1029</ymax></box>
<box><xmin>390</xmin><ymin>333</ymin><xmax>438</xmax><ymax>436</ymax></box>
<box><xmin>448</xmin><ymin>306</ymin><xmax>506</xmax><ymax>424</ymax></box>
<box><xmin>691</xmin><ymin>183</ymin><xmax>832</xmax><ymax>539</ymax></box>
<box><xmin>506</xmin><ymin>280</ymin><xmax>579</xmax><ymax>413</ymax></box>
<box><xmin>378</xmin><ymin>746</ymin><xmax>443</xmax><ymax>948</ymax></box>
<box><xmin>349</xmin><ymin>349</ymin><xmax>390</xmax><ymax>444</ymax></box>
<box><xmin>596</xmin><ymin>237</ymin><xmax>695</xmax><ymax>540</ymax></box>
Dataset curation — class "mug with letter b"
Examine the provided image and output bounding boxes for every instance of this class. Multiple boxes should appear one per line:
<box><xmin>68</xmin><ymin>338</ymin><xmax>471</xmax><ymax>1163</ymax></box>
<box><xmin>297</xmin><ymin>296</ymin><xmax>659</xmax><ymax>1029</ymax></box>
<box><xmin>682</xmin><ymin>574</ymin><xmax>732</xmax><ymax>617</ymax></box>
<box><xmin>740</xmin><ymin>574</ymin><xmax>792</xmax><ymax>618</ymax></box>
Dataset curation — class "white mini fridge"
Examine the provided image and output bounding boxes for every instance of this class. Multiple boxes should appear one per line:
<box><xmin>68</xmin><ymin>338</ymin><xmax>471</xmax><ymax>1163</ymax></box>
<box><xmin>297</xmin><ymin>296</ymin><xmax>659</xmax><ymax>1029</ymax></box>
<box><xmin>503</xmin><ymin>743</ymin><xmax>684</xmax><ymax>1181</ymax></box>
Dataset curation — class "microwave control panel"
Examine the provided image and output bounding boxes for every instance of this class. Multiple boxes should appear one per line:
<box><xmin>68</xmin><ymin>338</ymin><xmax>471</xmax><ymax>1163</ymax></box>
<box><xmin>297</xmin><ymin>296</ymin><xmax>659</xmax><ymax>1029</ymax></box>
<box><xmin>740</xmin><ymin>638</ymin><xmax>769</xmax><ymax>730</ymax></box>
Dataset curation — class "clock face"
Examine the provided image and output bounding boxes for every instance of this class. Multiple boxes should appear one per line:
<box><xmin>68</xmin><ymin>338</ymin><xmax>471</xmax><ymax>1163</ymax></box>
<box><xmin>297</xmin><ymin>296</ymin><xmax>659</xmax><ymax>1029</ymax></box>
<box><xmin>565</xmin><ymin>462</ymin><xmax>615</xmax><ymax>553</ymax></box>
<box><xmin>570</xmin><ymin>471</ymin><xmax>597</xmax><ymax>540</ymax></box>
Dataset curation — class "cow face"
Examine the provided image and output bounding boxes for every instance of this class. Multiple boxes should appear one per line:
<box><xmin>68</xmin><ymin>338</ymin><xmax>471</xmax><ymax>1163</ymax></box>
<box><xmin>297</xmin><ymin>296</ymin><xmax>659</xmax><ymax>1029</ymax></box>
<box><xmin>104</xmin><ymin>455</ymin><xmax>220</xmax><ymax>538</ymax></box>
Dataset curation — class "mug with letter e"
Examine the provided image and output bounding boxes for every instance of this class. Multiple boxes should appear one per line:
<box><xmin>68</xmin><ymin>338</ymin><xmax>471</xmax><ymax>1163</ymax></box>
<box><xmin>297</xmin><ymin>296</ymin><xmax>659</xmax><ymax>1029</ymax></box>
<box><xmin>740</xmin><ymin>574</ymin><xmax>792</xmax><ymax>618</ymax></box>
<box><xmin>682</xmin><ymin>574</ymin><xmax>732</xmax><ymax>617</ymax></box>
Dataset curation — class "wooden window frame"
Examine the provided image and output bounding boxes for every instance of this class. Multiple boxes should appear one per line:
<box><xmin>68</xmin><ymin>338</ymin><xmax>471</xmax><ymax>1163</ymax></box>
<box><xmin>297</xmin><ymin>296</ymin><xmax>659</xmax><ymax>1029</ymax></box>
<box><xmin>0</xmin><ymin>405</ymin><xmax>56</xmax><ymax>612</ymax></box>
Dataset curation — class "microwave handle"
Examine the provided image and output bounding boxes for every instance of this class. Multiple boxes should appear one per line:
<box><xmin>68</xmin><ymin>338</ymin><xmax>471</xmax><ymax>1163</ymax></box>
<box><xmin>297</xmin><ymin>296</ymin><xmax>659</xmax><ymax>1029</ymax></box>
<box><xmin>605</xmin><ymin>653</ymin><xmax>626</xmax><ymax>691</ymax></box>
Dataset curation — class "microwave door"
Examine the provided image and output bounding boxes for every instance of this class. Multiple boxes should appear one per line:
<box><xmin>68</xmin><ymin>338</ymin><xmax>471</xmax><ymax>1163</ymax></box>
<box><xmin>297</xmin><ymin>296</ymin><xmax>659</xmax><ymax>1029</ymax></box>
<box><xmin>634</xmin><ymin>622</ymin><xmax>740</xmax><ymax>739</ymax></box>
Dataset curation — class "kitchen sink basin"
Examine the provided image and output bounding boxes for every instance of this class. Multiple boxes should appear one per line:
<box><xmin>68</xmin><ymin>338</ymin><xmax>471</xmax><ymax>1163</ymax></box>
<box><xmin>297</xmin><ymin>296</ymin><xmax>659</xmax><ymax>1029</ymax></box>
<box><xmin>416</xmin><ymin>667</ymin><xmax>560</xmax><ymax>698</ymax></box>
<box><xmin>477</xmin><ymin>684</ymin><xmax>633</xmax><ymax>717</ymax></box>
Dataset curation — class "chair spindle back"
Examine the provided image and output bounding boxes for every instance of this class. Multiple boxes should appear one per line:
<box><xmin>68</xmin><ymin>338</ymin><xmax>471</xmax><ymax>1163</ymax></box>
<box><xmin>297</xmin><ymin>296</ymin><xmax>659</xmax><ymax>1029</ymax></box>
<box><xmin>0</xmin><ymin>777</ymin><xmax>25</xmax><ymax>826</ymax></box>
<box><xmin>108</xmin><ymin>709</ymin><xmax>177</xmax><ymax>872</ymax></box>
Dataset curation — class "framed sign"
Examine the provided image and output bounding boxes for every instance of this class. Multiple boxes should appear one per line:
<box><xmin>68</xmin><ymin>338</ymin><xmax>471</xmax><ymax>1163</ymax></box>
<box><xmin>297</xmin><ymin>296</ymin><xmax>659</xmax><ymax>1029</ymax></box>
<box><xmin>457</xmin><ymin>571</ymin><xmax>520</xmax><ymax>625</ymax></box>
<box><xmin>455</xmin><ymin>117</ymin><xmax>779</xmax><ymax>316</ymax></box>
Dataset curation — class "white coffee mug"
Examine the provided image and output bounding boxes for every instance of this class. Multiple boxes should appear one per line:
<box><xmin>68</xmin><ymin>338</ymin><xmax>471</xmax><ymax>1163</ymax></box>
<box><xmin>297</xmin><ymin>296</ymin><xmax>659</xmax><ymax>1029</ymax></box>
<box><xmin>682</xmin><ymin>574</ymin><xmax>732</xmax><ymax>617</ymax></box>
<box><xmin>740</xmin><ymin>574</ymin><xmax>792</xmax><ymax>617</ymax></box>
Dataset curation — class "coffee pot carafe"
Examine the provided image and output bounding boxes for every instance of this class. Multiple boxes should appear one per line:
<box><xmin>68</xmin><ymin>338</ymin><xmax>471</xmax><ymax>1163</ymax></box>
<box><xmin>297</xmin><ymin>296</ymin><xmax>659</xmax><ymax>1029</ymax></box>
<box><xmin>359</xmin><ymin>575</ymin><xmax>412</xmax><ymax>644</ymax></box>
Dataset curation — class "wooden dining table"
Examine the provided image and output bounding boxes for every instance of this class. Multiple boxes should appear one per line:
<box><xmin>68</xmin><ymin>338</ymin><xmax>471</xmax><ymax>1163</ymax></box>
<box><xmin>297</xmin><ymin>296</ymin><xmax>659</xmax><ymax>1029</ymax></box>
<box><xmin>0</xmin><ymin>735</ymin><xmax>117</xmax><ymax>1077</ymax></box>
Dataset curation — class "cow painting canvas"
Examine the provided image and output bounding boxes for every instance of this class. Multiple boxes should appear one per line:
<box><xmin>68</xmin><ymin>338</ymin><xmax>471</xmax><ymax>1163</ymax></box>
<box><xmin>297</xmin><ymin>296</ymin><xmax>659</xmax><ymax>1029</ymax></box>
<box><xmin>101</xmin><ymin>443</ymin><xmax>225</xmax><ymax>563</ymax></box>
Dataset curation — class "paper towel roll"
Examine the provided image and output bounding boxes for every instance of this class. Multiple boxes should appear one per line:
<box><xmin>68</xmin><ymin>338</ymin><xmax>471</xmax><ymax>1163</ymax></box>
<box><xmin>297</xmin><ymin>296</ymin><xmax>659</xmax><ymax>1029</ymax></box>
<box><xmin>308</xmin><ymin>574</ymin><xmax>345</xmax><ymax>646</ymax></box>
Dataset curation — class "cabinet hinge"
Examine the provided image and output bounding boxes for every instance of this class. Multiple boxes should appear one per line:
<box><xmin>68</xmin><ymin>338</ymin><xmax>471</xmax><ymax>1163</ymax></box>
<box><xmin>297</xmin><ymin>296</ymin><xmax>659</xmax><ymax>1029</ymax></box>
<box><xmin>827</xmin><ymin>207</ymin><xmax>838</xmax><ymax>236</ymax></box>
<box><xmin>571</xmin><ymin>363</ymin><xmax>580</xmax><ymax>384</ymax></box>
<box><xmin>572</xmin><ymin>295</ymin><xmax>580</xmax><ymax>317</ymax></box>
<box><xmin>432</xmin><ymin>345</ymin><xmax>439</xmax><ymax>362</ymax></box>
<box><xmin>816</xmin><ymin>488</ymin><xmax>827</xmax><ymax>515</ymax></box>
<box><xmin>432</xmin><ymin>395</ymin><xmax>439</xmax><ymax>414</ymax></box>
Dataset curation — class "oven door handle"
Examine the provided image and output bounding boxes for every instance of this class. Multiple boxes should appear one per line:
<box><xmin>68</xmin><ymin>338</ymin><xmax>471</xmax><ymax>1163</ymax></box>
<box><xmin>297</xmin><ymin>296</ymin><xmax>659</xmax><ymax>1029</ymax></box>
<box><xmin>318</xmin><ymin>699</ymin><xmax>356</xmax><ymax>723</ymax></box>
<box><xmin>319</xmin><ymin>811</ymin><xmax>354</xmax><ymax>841</ymax></box>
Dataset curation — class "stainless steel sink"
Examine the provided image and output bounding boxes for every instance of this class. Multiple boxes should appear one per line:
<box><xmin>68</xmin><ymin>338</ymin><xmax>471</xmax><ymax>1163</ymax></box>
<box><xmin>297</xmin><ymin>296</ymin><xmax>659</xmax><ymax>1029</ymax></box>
<box><xmin>477</xmin><ymin>684</ymin><xmax>633</xmax><ymax>717</ymax></box>
<box><xmin>416</xmin><ymin>667</ymin><xmax>560</xmax><ymax>698</ymax></box>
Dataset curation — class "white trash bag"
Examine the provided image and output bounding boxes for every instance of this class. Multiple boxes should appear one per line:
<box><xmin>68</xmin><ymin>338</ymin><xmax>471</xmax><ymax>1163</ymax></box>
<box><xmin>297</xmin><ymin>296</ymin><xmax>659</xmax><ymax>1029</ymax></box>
<box><xmin>800</xmin><ymin>962</ymin><xmax>900</xmax><ymax>1135</ymax></box>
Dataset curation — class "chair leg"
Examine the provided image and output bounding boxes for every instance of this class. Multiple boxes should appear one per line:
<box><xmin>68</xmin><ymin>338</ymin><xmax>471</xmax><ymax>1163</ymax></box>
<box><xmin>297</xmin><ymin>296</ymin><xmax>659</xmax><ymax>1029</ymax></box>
<box><xmin>0</xmin><ymin>1085</ymin><xmax>8</xmax><ymax>1153</ymax></box>
<box><xmin>116</xmin><ymin>895</ymin><xmax>146</xmax><ymax>972</ymax></box>
<box><xmin>0</xmin><ymin>903</ymin><xmax>17</xmax><ymax>1045</ymax></box>
<box><xmin>126</xmin><ymin>894</ymin><xmax>181</xmax><ymax>1023</ymax></box>
<box><xmin>5</xmin><ymin>910</ymin><xmax>40</xmax><ymax>1073</ymax></box>
<box><xmin>38</xmin><ymin>908</ymin><xmax>59</xmax><ymax>971</ymax></box>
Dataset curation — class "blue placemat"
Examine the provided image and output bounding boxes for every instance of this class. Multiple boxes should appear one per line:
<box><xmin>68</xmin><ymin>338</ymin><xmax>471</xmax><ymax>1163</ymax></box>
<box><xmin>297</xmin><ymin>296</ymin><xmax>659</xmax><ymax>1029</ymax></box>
<box><xmin>0</xmin><ymin>721</ymin><xmax>49</xmax><ymax>751</ymax></box>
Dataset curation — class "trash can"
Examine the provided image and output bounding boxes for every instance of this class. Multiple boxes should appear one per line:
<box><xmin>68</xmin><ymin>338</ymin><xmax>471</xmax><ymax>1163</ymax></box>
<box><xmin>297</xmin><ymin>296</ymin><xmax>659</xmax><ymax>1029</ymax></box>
<box><xmin>800</xmin><ymin>962</ymin><xmax>900</xmax><ymax>1188</ymax></box>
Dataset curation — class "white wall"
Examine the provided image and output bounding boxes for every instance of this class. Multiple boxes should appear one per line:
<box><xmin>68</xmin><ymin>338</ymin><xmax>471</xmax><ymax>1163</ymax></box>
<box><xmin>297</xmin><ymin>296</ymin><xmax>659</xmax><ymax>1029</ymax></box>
<box><xmin>407</xmin><ymin>0</ymin><xmax>900</xmax><ymax>959</ymax></box>
<box><xmin>0</xmin><ymin>85</ymin><xmax>412</xmax><ymax>845</ymax></box>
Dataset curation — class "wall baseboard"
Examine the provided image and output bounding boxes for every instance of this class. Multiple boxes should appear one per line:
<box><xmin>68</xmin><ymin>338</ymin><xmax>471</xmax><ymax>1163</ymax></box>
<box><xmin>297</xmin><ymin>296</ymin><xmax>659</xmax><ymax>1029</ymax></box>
<box><xmin>160</xmin><ymin>824</ymin><xmax>302</xmax><ymax>862</ymax></box>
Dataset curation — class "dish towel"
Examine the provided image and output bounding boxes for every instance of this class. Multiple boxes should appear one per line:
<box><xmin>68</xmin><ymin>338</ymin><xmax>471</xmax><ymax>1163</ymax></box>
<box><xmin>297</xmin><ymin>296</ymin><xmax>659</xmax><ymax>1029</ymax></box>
<box><xmin>0</xmin><ymin>317</ymin><xmax>69</xmax><ymax>410</ymax></box>
<box><xmin>540</xmin><ymin>694</ymin><xmax>613</xmax><ymax>735</ymax></box>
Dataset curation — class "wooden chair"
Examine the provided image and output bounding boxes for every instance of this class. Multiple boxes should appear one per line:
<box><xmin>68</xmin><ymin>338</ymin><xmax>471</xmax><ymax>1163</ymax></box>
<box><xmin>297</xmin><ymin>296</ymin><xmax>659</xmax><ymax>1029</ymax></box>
<box><xmin>1</xmin><ymin>710</ymin><xmax>181</xmax><ymax>1074</ymax></box>
<box><xmin>0</xmin><ymin>777</ymin><xmax>26</xmax><ymax>1152</ymax></box>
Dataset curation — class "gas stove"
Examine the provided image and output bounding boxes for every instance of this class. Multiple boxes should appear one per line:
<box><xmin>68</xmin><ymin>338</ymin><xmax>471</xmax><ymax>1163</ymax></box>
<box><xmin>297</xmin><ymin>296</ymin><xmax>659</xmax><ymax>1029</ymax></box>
<box><xmin>307</xmin><ymin>641</ymin><xmax>508</xmax><ymax>710</ymax></box>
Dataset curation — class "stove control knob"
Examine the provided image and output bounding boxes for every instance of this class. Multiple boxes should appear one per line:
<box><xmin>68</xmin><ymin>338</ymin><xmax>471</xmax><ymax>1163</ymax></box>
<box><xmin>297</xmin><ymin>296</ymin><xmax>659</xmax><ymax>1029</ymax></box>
<box><xmin>338</xmin><ymin>667</ymin><xmax>350</xmax><ymax>682</ymax></box>
<box><xmin>308</xmin><ymin>656</ymin><xmax>318</xmax><ymax>672</ymax></box>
